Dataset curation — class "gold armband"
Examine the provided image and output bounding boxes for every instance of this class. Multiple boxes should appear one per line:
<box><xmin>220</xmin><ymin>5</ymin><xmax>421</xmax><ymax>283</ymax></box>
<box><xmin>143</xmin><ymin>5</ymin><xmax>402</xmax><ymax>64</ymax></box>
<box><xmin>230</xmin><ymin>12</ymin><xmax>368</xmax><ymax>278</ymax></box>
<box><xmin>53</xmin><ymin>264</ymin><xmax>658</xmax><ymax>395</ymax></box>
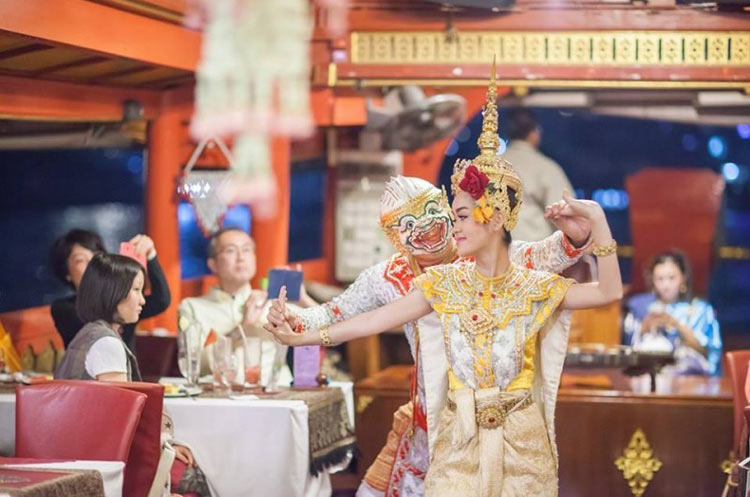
<box><xmin>319</xmin><ymin>326</ymin><xmax>333</xmax><ymax>347</ymax></box>
<box><xmin>592</xmin><ymin>240</ymin><xmax>617</xmax><ymax>257</ymax></box>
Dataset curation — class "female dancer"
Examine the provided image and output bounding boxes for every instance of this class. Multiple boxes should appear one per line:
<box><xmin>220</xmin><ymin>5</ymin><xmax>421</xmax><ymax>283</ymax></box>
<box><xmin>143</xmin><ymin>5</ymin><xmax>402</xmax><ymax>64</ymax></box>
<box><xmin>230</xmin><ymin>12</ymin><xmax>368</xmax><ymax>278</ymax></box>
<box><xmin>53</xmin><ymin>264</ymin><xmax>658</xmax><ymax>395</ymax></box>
<box><xmin>266</xmin><ymin>67</ymin><xmax>622</xmax><ymax>496</ymax></box>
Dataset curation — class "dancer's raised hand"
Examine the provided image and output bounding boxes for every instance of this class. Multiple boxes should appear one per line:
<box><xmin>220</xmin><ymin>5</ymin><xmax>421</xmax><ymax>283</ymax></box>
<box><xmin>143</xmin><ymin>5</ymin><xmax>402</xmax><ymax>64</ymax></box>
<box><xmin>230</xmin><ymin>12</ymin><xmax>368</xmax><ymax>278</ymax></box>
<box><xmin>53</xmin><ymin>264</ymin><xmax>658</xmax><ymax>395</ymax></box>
<box><xmin>545</xmin><ymin>190</ymin><xmax>602</xmax><ymax>245</ymax></box>
<box><xmin>264</xmin><ymin>287</ymin><xmax>300</xmax><ymax>345</ymax></box>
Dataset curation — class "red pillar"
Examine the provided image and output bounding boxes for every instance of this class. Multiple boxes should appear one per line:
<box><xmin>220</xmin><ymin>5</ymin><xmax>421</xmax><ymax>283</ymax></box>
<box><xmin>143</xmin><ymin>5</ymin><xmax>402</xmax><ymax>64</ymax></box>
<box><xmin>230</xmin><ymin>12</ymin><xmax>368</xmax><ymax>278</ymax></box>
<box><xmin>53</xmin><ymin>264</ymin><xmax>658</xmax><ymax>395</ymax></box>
<box><xmin>143</xmin><ymin>92</ymin><xmax>184</xmax><ymax>333</ymax></box>
<box><xmin>252</xmin><ymin>135</ymin><xmax>291</xmax><ymax>287</ymax></box>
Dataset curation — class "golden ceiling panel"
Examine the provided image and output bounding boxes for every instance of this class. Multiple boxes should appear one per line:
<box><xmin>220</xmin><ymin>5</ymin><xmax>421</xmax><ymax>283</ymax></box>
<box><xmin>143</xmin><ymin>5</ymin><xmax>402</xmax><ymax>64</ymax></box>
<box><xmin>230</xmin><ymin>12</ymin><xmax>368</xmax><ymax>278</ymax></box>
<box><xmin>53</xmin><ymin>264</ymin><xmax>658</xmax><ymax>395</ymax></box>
<box><xmin>0</xmin><ymin>47</ymin><xmax>87</xmax><ymax>72</ymax></box>
<box><xmin>106</xmin><ymin>66</ymin><xmax>184</xmax><ymax>85</ymax></box>
<box><xmin>351</xmin><ymin>31</ymin><xmax>750</xmax><ymax>66</ymax></box>
<box><xmin>89</xmin><ymin>0</ymin><xmax>186</xmax><ymax>24</ymax></box>
<box><xmin>54</xmin><ymin>58</ymin><xmax>141</xmax><ymax>78</ymax></box>
<box><xmin>0</xmin><ymin>32</ymin><xmax>36</xmax><ymax>52</ymax></box>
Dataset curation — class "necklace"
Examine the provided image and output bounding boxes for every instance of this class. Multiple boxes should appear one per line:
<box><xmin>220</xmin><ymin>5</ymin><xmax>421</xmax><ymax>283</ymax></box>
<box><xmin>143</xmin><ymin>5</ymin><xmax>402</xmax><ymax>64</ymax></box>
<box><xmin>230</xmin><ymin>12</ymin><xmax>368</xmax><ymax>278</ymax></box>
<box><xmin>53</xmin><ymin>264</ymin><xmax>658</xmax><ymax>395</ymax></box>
<box><xmin>452</xmin><ymin>264</ymin><xmax>517</xmax><ymax>389</ymax></box>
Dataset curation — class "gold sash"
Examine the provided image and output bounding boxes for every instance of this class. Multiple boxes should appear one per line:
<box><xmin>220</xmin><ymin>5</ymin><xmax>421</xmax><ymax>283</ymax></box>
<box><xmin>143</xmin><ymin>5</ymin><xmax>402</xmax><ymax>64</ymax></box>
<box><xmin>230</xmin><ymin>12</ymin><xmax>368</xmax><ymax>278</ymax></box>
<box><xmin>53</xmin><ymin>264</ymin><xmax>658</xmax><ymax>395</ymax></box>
<box><xmin>425</xmin><ymin>388</ymin><xmax>557</xmax><ymax>497</ymax></box>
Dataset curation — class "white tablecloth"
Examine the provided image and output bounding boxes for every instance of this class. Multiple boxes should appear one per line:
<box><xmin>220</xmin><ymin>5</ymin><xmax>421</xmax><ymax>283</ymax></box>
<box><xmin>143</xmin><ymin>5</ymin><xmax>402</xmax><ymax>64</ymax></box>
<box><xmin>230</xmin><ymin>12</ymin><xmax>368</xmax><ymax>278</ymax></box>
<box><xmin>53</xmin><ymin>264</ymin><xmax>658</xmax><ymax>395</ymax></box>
<box><xmin>163</xmin><ymin>380</ymin><xmax>354</xmax><ymax>497</ymax></box>
<box><xmin>0</xmin><ymin>381</ymin><xmax>354</xmax><ymax>497</ymax></box>
<box><xmin>2</xmin><ymin>460</ymin><xmax>124</xmax><ymax>497</ymax></box>
<box><xmin>0</xmin><ymin>394</ymin><xmax>15</xmax><ymax>458</ymax></box>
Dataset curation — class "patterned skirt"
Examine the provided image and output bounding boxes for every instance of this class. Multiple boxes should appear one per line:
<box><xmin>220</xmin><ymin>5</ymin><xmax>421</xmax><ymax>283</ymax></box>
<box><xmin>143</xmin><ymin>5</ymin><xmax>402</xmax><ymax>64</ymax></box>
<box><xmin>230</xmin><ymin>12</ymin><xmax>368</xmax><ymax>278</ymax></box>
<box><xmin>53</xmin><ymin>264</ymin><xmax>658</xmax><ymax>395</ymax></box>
<box><xmin>424</xmin><ymin>388</ymin><xmax>557</xmax><ymax>497</ymax></box>
<box><xmin>359</xmin><ymin>401</ymin><xmax>429</xmax><ymax>497</ymax></box>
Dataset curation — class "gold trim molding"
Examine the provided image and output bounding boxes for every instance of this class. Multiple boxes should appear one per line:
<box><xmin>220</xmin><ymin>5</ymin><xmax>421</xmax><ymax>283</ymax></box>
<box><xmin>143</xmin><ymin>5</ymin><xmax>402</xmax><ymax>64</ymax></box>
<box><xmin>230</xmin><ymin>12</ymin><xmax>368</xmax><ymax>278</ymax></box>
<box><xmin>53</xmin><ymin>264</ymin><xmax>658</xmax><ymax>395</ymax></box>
<box><xmin>329</xmin><ymin>77</ymin><xmax>750</xmax><ymax>89</ymax></box>
<box><xmin>615</xmin><ymin>428</ymin><xmax>663</xmax><ymax>497</ymax></box>
<box><xmin>351</xmin><ymin>31</ymin><xmax>750</xmax><ymax>67</ymax></box>
<box><xmin>356</xmin><ymin>395</ymin><xmax>374</xmax><ymax>414</ymax></box>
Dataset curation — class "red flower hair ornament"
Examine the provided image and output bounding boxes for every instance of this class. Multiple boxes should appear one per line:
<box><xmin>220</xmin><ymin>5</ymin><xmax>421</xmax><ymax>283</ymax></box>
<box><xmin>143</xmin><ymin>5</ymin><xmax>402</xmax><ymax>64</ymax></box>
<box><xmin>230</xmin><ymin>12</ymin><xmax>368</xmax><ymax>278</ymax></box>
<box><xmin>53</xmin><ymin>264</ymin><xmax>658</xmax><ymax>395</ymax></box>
<box><xmin>458</xmin><ymin>165</ymin><xmax>490</xmax><ymax>200</ymax></box>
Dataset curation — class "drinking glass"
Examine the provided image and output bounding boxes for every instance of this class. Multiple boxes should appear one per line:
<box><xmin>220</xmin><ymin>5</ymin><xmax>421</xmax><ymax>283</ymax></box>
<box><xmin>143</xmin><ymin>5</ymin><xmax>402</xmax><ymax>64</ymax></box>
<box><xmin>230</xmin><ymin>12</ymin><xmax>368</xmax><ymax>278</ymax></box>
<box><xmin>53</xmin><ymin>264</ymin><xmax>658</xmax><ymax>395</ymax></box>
<box><xmin>212</xmin><ymin>335</ymin><xmax>238</xmax><ymax>389</ymax></box>
<box><xmin>243</xmin><ymin>336</ymin><xmax>263</xmax><ymax>388</ymax></box>
<box><xmin>177</xmin><ymin>322</ymin><xmax>202</xmax><ymax>387</ymax></box>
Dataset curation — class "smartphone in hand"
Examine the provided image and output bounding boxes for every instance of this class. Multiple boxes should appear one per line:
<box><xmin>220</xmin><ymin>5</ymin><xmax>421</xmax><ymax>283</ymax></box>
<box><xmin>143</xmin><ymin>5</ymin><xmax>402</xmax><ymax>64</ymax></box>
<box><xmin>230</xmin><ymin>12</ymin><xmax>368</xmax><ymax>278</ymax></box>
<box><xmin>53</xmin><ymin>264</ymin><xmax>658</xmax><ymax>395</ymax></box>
<box><xmin>119</xmin><ymin>241</ymin><xmax>148</xmax><ymax>270</ymax></box>
<box><xmin>267</xmin><ymin>269</ymin><xmax>303</xmax><ymax>302</ymax></box>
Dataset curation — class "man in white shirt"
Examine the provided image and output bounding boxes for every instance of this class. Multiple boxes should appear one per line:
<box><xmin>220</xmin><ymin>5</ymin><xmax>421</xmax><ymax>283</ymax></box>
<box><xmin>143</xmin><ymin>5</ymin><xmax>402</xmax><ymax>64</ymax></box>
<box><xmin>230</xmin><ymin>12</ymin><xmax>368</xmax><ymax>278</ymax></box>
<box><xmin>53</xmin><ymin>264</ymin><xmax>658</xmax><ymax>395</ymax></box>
<box><xmin>178</xmin><ymin>228</ymin><xmax>293</xmax><ymax>386</ymax></box>
<box><xmin>503</xmin><ymin>109</ymin><xmax>575</xmax><ymax>242</ymax></box>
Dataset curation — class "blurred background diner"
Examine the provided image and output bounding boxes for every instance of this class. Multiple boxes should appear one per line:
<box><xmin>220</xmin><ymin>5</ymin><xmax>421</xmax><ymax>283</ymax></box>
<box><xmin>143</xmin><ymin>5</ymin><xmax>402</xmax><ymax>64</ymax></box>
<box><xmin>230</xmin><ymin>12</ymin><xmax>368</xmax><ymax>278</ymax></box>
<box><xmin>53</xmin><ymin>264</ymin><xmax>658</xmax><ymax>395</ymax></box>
<box><xmin>0</xmin><ymin>1</ymin><xmax>750</xmax><ymax>497</ymax></box>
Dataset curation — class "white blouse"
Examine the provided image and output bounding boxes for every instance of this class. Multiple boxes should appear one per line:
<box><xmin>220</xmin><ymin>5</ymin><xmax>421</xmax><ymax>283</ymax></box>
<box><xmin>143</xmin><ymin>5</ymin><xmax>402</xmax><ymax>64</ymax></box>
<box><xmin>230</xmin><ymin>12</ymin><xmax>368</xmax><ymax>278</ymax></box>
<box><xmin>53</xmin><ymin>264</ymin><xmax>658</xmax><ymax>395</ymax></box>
<box><xmin>84</xmin><ymin>337</ymin><xmax>128</xmax><ymax>378</ymax></box>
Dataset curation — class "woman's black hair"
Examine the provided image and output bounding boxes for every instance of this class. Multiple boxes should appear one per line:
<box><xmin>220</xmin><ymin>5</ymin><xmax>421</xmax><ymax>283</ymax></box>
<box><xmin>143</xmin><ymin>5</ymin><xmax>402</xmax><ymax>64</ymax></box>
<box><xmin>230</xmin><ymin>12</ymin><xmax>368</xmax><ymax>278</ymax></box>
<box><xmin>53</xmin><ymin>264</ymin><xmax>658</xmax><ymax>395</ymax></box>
<box><xmin>647</xmin><ymin>250</ymin><xmax>693</xmax><ymax>301</ymax></box>
<box><xmin>76</xmin><ymin>253</ymin><xmax>144</xmax><ymax>324</ymax></box>
<box><xmin>501</xmin><ymin>187</ymin><xmax>518</xmax><ymax>245</ymax></box>
<box><xmin>50</xmin><ymin>229</ymin><xmax>106</xmax><ymax>288</ymax></box>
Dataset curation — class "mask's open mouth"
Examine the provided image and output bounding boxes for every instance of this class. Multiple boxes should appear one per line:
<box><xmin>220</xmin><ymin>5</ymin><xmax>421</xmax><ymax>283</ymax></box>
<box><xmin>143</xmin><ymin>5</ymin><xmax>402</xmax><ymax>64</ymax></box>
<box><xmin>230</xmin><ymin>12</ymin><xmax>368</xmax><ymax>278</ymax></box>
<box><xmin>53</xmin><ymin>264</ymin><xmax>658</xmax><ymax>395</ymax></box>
<box><xmin>409</xmin><ymin>218</ymin><xmax>449</xmax><ymax>253</ymax></box>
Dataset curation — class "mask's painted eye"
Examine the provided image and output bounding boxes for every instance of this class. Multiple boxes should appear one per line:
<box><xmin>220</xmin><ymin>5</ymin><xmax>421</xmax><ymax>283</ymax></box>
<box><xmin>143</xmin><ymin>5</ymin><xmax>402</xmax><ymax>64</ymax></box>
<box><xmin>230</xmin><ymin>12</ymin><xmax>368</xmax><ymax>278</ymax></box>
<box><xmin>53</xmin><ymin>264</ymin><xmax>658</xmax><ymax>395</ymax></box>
<box><xmin>398</xmin><ymin>215</ymin><xmax>417</xmax><ymax>232</ymax></box>
<box><xmin>424</xmin><ymin>200</ymin><xmax>440</xmax><ymax>217</ymax></box>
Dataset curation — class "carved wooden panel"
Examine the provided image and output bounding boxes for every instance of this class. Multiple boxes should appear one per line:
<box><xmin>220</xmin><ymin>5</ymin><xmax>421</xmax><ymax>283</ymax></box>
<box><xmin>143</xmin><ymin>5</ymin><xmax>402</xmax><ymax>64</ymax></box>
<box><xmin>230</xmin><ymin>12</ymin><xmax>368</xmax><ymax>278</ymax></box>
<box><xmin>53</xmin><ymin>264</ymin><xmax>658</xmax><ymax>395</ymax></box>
<box><xmin>352</xmin><ymin>31</ymin><xmax>750</xmax><ymax>67</ymax></box>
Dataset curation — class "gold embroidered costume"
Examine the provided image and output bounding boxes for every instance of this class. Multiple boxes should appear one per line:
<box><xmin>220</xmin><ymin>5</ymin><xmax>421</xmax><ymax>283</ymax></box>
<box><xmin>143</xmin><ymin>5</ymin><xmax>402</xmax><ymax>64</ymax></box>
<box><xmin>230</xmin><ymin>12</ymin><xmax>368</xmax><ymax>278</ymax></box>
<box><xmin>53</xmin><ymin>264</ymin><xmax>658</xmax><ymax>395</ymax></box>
<box><xmin>414</xmin><ymin>261</ymin><xmax>572</xmax><ymax>496</ymax></box>
<box><xmin>410</xmin><ymin>59</ymin><xmax>575</xmax><ymax>497</ymax></box>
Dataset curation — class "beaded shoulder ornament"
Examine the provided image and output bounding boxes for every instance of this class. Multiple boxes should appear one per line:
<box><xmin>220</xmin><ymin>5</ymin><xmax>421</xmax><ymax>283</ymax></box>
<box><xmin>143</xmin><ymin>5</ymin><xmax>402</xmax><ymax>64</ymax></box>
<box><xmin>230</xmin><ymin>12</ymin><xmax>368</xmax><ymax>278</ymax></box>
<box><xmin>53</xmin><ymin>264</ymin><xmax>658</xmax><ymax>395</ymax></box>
<box><xmin>450</xmin><ymin>59</ymin><xmax>523</xmax><ymax>230</ymax></box>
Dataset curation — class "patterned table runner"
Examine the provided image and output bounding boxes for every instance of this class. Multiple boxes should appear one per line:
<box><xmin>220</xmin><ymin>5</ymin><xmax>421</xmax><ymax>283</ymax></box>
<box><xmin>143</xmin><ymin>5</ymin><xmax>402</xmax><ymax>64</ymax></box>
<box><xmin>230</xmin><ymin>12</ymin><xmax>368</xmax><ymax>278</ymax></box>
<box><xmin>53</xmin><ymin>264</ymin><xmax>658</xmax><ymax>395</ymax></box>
<box><xmin>0</xmin><ymin>467</ymin><xmax>104</xmax><ymax>497</ymax></box>
<box><xmin>198</xmin><ymin>386</ymin><xmax>356</xmax><ymax>475</ymax></box>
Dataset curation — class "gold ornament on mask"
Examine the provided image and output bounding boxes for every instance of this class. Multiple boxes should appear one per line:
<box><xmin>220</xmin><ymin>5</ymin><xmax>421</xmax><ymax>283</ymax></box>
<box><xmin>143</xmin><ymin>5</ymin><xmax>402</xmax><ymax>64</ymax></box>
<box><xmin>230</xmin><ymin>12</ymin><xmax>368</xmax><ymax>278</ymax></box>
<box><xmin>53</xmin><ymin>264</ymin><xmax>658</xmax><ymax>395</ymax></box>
<box><xmin>450</xmin><ymin>57</ymin><xmax>523</xmax><ymax>231</ymax></box>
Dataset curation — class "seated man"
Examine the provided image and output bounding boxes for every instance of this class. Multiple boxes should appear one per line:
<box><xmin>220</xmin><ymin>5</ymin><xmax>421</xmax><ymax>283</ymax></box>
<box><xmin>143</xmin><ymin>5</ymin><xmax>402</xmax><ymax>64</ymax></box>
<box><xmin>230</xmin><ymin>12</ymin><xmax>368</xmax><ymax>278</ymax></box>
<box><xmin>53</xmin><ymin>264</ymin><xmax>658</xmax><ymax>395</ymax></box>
<box><xmin>178</xmin><ymin>228</ymin><xmax>305</xmax><ymax>386</ymax></box>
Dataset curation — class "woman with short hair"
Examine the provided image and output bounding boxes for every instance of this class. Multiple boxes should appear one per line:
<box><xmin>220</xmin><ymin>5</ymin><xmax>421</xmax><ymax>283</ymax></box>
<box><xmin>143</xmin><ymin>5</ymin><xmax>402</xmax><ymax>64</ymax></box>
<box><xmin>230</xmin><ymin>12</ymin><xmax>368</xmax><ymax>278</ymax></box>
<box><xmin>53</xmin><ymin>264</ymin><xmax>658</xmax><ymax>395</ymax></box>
<box><xmin>55</xmin><ymin>252</ymin><xmax>144</xmax><ymax>381</ymax></box>
<box><xmin>49</xmin><ymin>229</ymin><xmax>170</xmax><ymax>348</ymax></box>
<box><xmin>55</xmin><ymin>253</ymin><xmax>208</xmax><ymax>497</ymax></box>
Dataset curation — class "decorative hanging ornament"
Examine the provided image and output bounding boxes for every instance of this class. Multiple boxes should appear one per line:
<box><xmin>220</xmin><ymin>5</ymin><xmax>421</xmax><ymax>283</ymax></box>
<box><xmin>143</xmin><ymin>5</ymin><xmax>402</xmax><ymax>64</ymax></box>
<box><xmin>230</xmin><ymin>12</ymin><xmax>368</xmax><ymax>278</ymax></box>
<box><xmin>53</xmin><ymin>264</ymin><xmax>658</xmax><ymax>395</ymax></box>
<box><xmin>187</xmin><ymin>0</ymin><xmax>351</xmax><ymax>219</ymax></box>
<box><xmin>177</xmin><ymin>137</ymin><xmax>234</xmax><ymax>236</ymax></box>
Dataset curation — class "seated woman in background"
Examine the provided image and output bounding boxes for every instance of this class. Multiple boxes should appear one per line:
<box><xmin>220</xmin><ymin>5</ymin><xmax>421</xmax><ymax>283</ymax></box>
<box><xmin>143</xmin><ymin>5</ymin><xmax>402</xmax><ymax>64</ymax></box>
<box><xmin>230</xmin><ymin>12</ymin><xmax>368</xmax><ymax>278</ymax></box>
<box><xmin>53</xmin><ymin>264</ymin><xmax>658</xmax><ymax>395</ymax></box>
<box><xmin>49</xmin><ymin>229</ymin><xmax>170</xmax><ymax>349</ymax></box>
<box><xmin>623</xmin><ymin>250</ymin><xmax>722</xmax><ymax>376</ymax></box>
<box><xmin>54</xmin><ymin>253</ymin><xmax>207</xmax><ymax>497</ymax></box>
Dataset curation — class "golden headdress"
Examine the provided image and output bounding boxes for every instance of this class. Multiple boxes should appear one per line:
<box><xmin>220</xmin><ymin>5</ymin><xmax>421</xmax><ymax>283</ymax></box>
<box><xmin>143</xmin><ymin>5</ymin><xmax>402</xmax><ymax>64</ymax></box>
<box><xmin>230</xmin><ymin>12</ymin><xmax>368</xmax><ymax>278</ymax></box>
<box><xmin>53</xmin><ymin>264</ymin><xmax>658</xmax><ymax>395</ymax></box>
<box><xmin>450</xmin><ymin>59</ymin><xmax>523</xmax><ymax>229</ymax></box>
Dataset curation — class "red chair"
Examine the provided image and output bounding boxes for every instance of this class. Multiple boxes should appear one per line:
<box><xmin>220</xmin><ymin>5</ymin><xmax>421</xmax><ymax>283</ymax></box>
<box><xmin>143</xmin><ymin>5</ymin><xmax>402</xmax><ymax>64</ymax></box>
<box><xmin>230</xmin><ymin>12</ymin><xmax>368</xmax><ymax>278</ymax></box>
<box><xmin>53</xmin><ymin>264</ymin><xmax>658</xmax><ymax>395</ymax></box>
<box><xmin>51</xmin><ymin>380</ymin><xmax>166</xmax><ymax>497</ymax></box>
<box><xmin>726</xmin><ymin>350</ymin><xmax>750</xmax><ymax>453</ymax></box>
<box><xmin>114</xmin><ymin>382</ymin><xmax>166</xmax><ymax>497</ymax></box>
<box><xmin>15</xmin><ymin>381</ymin><xmax>146</xmax><ymax>462</ymax></box>
<box><xmin>626</xmin><ymin>167</ymin><xmax>724</xmax><ymax>295</ymax></box>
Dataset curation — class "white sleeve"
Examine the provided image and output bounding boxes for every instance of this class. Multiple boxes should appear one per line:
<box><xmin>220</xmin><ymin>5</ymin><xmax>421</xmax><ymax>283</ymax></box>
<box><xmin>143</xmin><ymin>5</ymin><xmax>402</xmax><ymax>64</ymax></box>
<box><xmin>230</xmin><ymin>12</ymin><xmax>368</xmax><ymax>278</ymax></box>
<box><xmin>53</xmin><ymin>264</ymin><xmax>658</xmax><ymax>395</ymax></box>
<box><xmin>85</xmin><ymin>337</ymin><xmax>128</xmax><ymax>378</ymax></box>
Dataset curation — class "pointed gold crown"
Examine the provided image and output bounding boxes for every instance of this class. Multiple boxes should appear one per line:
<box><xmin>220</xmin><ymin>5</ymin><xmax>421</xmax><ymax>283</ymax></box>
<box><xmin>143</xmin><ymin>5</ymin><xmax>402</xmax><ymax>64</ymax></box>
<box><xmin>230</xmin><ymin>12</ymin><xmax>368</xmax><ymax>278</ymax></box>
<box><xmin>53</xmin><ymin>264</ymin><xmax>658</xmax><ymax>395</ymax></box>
<box><xmin>450</xmin><ymin>57</ymin><xmax>523</xmax><ymax>230</ymax></box>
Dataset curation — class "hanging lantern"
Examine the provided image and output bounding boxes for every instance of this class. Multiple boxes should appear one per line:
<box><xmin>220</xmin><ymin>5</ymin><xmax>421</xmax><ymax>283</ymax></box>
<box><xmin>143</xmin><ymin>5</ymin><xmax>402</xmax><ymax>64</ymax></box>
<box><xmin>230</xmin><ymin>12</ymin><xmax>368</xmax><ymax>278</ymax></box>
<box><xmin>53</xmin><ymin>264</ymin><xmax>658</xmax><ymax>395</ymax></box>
<box><xmin>177</xmin><ymin>137</ymin><xmax>234</xmax><ymax>236</ymax></box>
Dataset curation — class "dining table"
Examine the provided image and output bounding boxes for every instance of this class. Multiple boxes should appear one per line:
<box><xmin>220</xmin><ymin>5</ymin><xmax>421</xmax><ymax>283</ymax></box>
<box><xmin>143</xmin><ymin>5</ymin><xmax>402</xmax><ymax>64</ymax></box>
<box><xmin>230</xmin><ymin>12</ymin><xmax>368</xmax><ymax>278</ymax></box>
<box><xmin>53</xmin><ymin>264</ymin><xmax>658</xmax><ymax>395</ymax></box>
<box><xmin>0</xmin><ymin>465</ymin><xmax>105</xmax><ymax>497</ymax></box>
<box><xmin>0</xmin><ymin>379</ymin><xmax>355</xmax><ymax>497</ymax></box>
<box><xmin>161</xmin><ymin>378</ymin><xmax>355</xmax><ymax>497</ymax></box>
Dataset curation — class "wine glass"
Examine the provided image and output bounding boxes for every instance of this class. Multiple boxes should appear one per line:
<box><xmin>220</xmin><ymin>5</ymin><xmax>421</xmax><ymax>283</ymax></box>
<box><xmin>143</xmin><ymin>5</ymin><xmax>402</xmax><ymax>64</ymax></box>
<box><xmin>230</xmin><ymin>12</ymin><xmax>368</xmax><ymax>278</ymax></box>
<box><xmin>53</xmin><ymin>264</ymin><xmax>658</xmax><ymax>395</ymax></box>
<box><xmin>212</xmin><ymin>335</ymin><xmax>238</xmax><ymax>390</ymax></box>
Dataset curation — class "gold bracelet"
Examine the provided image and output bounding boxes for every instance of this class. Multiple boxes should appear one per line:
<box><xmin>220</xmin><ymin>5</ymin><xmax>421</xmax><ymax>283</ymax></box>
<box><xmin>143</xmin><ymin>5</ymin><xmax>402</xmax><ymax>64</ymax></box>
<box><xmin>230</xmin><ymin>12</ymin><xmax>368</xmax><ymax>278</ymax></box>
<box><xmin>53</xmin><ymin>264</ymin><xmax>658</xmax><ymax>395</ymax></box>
<box><xmin>319</xmin><ymin>326</ymin><xmax>333</xmax><ymax>347</ymax></box>
<box><xmin>592</xmin><ymin>240</ymin><xmax>617</xmax><ymax>257</ymax></box>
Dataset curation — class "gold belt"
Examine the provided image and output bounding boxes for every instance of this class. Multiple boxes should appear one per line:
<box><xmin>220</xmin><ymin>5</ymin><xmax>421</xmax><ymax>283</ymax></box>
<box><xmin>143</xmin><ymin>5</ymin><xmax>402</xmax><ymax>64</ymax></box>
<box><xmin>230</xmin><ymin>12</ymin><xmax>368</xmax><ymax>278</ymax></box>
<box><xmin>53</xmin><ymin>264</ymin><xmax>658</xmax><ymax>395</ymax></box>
<box><xmin>447</xmin><ymin>392</ymin><xmax>532</xmax><ymax>430</ymax></box>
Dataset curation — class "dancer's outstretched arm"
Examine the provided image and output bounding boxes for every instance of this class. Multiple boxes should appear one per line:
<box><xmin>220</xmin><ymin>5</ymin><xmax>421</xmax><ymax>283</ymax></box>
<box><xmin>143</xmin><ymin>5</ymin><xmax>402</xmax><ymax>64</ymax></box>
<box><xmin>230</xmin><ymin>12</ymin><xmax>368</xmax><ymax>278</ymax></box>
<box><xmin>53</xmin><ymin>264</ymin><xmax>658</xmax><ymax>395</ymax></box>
<box><xmin>264</xmin><ymin>287</ymin><xmax>432</xmax><ymax>347</ymax></box>
<box><xmin>554</xmin><ymin>192</ymin><xmax>623</xmax><ymax>310</ymax></box>
<box><xmin>282</xmin><ymin>262</ymin><xmax>389</xmax><ymax>334</ymax></box>
<box><xmin>510</xmin><ymin>230</ymin><xmax>585</xmax><ymax>274</ymax></box>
